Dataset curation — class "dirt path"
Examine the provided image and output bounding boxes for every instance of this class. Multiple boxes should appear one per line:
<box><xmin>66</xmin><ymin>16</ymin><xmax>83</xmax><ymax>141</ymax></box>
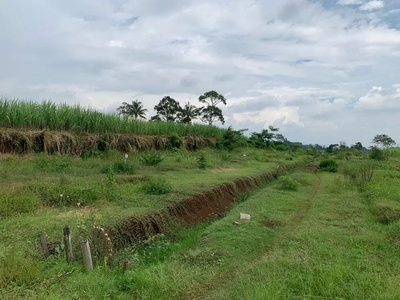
<box><xmin>185</xmin><ymin>173</ymin><xmax>322</xmax><ymax>300</ymax></box>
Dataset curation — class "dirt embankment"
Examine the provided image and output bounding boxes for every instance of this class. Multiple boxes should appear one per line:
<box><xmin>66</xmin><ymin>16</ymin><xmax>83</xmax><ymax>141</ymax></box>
<box><xmin>108</xmin><ymin>162</ymin><xmax>303</xmax><ymax>250</ymax></box>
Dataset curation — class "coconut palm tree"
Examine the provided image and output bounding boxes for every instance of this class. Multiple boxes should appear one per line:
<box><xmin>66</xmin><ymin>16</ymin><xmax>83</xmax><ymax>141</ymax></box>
<box><xmin>177</xmin><ymin>102</ymin><xmax>203</xmax><ymax>124</ymax></box>
<box><xmin>117</xmin><ymin>100</ymin><xmax>148</xmax><ymax>120</ymax></box>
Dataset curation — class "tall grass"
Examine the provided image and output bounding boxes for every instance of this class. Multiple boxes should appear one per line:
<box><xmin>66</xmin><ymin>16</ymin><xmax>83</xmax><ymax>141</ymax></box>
<box><xmin>0</xmin><ymin>98</ymin><xmax>226</xmax><ymax>137</ymax></box>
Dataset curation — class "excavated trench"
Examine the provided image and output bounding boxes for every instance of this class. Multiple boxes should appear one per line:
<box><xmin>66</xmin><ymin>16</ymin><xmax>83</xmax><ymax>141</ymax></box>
<box><xmin>105</xmin><ymin>162</ymin><xmax>304</xmax><ymax>251</ymax></box>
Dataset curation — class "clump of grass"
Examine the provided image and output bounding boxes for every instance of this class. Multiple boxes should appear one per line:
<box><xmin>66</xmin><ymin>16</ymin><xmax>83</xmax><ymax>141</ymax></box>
<box><xmin>141</xmin><ymin>179</ymin><xmax>172</xmax><ymax>195</ymax></box>
<box><xmin>372</xmin><ymin>206</ymin><xmax>400</xmax><ymax>224</ymax></box>
<box><xmin>0</xmin><ymin>193</ymin><xmax>40</xmax><ymax>217</ymax></box>
<box><xmin>278</xmin><ymin>175</ymin><xmax>299</xmax><ymax>191</ymax></box>
<box><xmin>0</xmin><ymin>250</ymin><xmax>40</xmax><ymax>288</ymax></box>
<box><xmin>34</xmin><ymin>154</ymin><xmax>71</xmax><ymax>172</ymax></box>
<box><xmin>139</xmin><ymin>151</ymin><xmax>164</xmax><ymax>166</ymax></box>
<box><xmin>101</xmin><ymin>161</ymin><xmax>135</xmax><ymax>174</ymax></box>
<box><xmin>318</xmin><ymin>159</ymin><xmax>338</xmax><ymax>173</ymax></box>
<box><xmin>197</xmin><ymin>152</ymin><xmax>207</xmax><ymax>169</ymax></box>
<box><xmin>34</xmin><ymin>184</ymin><xmax>100</xmax><ymax>206</ymax></box>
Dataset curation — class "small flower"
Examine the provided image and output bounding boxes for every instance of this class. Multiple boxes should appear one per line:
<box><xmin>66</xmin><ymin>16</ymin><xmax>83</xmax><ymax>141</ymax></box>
<box><xmin>60</xmin><ymin>194</ymin><xmax>63</xmax><ymax>197</ymax></box>
<box><xmin>77</xmin><ymin>202</ymin><xmax>81</xmax><ymax>206</ymax></box>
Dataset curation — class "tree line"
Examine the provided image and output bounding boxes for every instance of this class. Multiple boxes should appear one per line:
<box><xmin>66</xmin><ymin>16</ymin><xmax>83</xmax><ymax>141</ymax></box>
<box><xmin>117</xmin><ymin>90</ymin><xmax>226</xmax><ymax>126</ymax></box>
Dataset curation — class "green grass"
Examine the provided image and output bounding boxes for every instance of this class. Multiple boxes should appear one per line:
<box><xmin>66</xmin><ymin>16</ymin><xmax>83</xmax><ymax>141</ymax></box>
<box><xmin>0</xmin><ymin>98</ymin><xmax>226</xmax><ymax>137</ymax></box>
<box><xmin>4</xmin><ymin>148</ymin><xmax>400</xmax><ymax>299</ymax></box>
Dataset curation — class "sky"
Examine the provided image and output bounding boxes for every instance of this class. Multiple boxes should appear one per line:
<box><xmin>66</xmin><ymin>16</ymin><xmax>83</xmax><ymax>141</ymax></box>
<box><xmin>1</xmin><ymin>0</ymin><xmax>400</xmax><ymax>146</ymax></box>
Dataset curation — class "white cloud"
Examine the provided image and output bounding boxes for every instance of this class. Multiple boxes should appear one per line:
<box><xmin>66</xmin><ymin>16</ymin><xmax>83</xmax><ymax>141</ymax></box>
<box><xmin>1</xmin><ymin>0</ymin><xmax>400</xmax><ymax>146</ymax></box>
<box><xmin>360</xmin><ymin>0</ymin><xmax>385</xmax><ymax>11</ymax></box>
<box><xmin>337</xmin><ymin>0</ymin><xmax>363</xmax><ymax>5</ymax></box>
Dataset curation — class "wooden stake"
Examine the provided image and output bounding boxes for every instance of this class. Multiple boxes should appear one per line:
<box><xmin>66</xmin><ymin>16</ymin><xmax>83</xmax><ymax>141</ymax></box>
<box><xmin>63</xmin><ymin>226</ymin><xmax>74</xmax><ymax>263</ymax></box>
<box><xmin>80</xmin><ymin>239</ymin><xmax>93</xmax><ymax>271</ymax></box>
<box><xmin>39</xmin><ymin>232</ymin><xmax>49</xmax><ymax>258</ymax></box>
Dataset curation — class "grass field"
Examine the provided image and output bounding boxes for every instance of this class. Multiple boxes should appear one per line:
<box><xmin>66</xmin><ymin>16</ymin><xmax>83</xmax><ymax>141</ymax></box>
<box><xmin>2</xmin><ymin>147</ymin><xmax>400</xmax><ymax>299</ymax></box>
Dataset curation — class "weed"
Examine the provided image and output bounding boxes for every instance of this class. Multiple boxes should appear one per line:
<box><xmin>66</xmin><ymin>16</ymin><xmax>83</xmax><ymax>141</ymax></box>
<box><xmin>0</xmin><ymin>250</ymin><xmax>40</xmax><ymax>288</ymax></box>
<box><xmin>101</xmin><ymin>161</ymin><xmax>135</xmax><ymax>174</ymax></box>
<box><xmin>103</xmin><ymin>169</ymin><xmax>121</xmax><ymax>201</ymax></box>
<box><xmin>278</xmin><ymin>175</ymin><xmax>299</xmax><ymax>191</ymax></box>
<box><xmin>318</xmin><ymin>159</ymin><xmax>339</xmax><ymax>173</ymax></box>
<box><xmin>139</xmin><ymin>151</ymin><xmax>164</xmax><ymax>166</ymax></box>
<box><xmin>372</xmin><ymin>206</ymin><xmax>400</xmax><ymax>224</ymax></box>
<box><xmin>0</xmin><ymin>193</ymin><xmax>39</xmax><ymax>217</ymax></box>
<box><xmin>141</xmin><ymin>178</ymin><xmax>172</xmax><ymax>195</ymax></box>
<box><xmin>197</xmin><ymin>152</ymin><xmax>207</xmax><ymax>169</ymax></box>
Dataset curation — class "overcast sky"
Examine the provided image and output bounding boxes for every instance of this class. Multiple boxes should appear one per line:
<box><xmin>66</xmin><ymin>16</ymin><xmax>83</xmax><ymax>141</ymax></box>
<box><xmin>1</xmin><ymin>0</ymin><xmax>400</xmax><ymax>146</ymax></box>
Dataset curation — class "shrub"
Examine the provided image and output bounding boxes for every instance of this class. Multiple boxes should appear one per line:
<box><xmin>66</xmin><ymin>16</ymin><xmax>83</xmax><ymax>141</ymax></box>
<box><xmin>278</xmin><ymin>176</ymin><xmax>299</xmax><ymax>191</ymax></box>
<box><xmin>101</xmin><ymin>161</ymin><xmax>135</xmax><ymax>174</ymax></box>
<box><xmin>197</xmin><ymin>152</ymin><xmax>207</xmax><ymax>169</ymax></box>
<box><xmin>369</xmin><ymin>146</ymin><xmax>385</xmax><ymax>160</ymax></box>
<box><xmin>168</xmin><ymin>133</ymin><xmax>182</xmax><ymax>149</ymax></box>
<box><xmin>141</xmin><ymin>179</ymin><xmax>172</xmax><ymax>195</ymax></box>
<box><xmin>318</xmin><ymin>159</ymin><xmax>338</xmax><ymax>173</ymax></box>
<box><xmin>139</xmin><ymin>151</ymin><xmax>164</xmax><ymax>166</ymax></box>
<box><xmin>342</xmin><ymin>162</ymin><xmax>375</xmax><ymax>186</ymax></box>
<box><xmin>275</xmin><ymin>144</ymin><xmax>287</xmax><ymax>151</ymax></box>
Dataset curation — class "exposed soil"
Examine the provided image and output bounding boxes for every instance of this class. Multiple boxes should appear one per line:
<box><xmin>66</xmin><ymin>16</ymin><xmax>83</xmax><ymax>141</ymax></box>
<box><xmin>106</xmin><ymin>162</ymin><xmax>304</xmax><ymax>251</ymax></box>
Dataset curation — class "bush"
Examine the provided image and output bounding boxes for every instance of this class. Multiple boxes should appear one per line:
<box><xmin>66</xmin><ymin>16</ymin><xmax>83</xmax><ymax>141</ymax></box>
<box><xmin>0</xmin><ymin>193</ymin><xmax>39</xmax><ymax>217</ymax></box>
<box><xmin>278</xmin><ymin>176</ymin><xmax>299</xmax><ymax>191</ymax></box>
<box><xmin>101</xmin><ymin>161</ymin><xmax>135</xmax><ymax>174</ymax></box>
<box><xmin>141</xmin><ymin>179</ymin><xmax>172</xmax><ymax>195</ymax></box>
<box><xmin>372</xmin><ymin>206</ymin><xmax>400</xmax><ymax>224</ymax></box>
<box><xmin>139</xmin><ymin>152</ymin><xmax>164</xmax><ymax>166</ymax></box>
<box><xmin>318</xmin><ymin>159</ymin><xmax>338</xmax><ymax>173</ymax></box>
<box><xmin>168</xmin><ymin>133</ymin><xmax>182</xmax><ymax>149</ymax></box>
<box><xmin>275</xmin><ymin>144</ymin><xmax>287</xmax><ymax>151</ymax></box>
<box><xmin>197</xmin><ymin>152</ymin><xmax>207</xmax><ymax>169</ymax></box>
<box><xmin>369</xmin><ymin>146</ymin><xmax>385</xmax><ymax>160</ymax></box>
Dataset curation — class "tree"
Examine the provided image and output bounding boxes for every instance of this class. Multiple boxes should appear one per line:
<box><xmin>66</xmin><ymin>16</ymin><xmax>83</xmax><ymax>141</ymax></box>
<box><xmin>151</xmin><ymin>96</ymin><xmax>181</xmax><ymax>122</ymax></box>
<box><xmin>117</xmin><ymin>100</ymin><xmax>147</xmax><ymax>120</ymax></box>
<box><xmin>177</xmin><ymin>102</ymin><xmax>203</xmax><ymax>124</ymax></box>
<box><xmin>200</xmin><ymin>106</ymin><xmax>225</xmax><ymax>126</ymax></box>
<box><xmin>372</xmin><ymin>134</ymin><xmax>396</xmax><ymax>148</ymax></box>
<box><xmin>326</xmin><ymin>144</ymin><xmax>339</xmax><ymax>153</ymax></box>
<box><xmin>198</xmin><ymin>90</ymin><xmax>226</xmax><ymax>125</ymax></box>
<box><xmin>351</xmin><ymin>142</ymin><xmax>363</xmax><ymax>151</ymax></box>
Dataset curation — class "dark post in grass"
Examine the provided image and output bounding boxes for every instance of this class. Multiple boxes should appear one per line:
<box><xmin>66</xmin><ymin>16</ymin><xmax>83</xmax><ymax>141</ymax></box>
<box><xmin>39</xmin><ymin>232</ymin><xmax>49</xmax><ymax>258</ymax></box>
<box><xmin>80</xmin><ymin>239</ymin><xmax>93</xmax><ymax>271</ymax></box>
<box><xmin>63</xmin><ymin>226</ymin><xmax>74</xmax><ymax>263</ymax></box>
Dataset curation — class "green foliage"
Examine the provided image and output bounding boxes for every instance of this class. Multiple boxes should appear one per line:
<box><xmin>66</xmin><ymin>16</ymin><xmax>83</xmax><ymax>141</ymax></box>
<box><xmin>168</xmin><ymin>133</ymin><xmax>182</xmax><ymax>149</ymax></box>
<box><xmin>318</xmin><ymin>159</ymin><xmax>339</xmax><ymax>172</ymax></box>
<box><xmin>35</xmin><ymin>184</ymin><xmax>100</xmax><ymax>206</ymax></box>
<box><xmin>197</xmin><ymin>152</ymin><xmax>207</xmax><ymax>169</ymax></box>
<box><xmin>101</xmin><ymin>161</ymin><xmax>135</xmax><ymax>174</ymax></box>
<box><xmin>217</xmin><ymin>126</ymin><xmax>248</xmax><ymax>151</ymax></box>
<box><xmin>81</xmin><ymin>149</ymin><xmax>101</xmax><ymax>159</ymax></box>
<box><xmin>102</xmin><ymin>168</ymin><xmax>121</xmax><ymax>201</ymax></box>
<box><xmin>342</xmin><ymin>162</ymin><xmax>375</xmax><ymax>186</ymax></box>
<box><xmin>141</xmin><ymin>178</ymin><xmax>172</xmax><ymax>195</ymax></box>
<box><xmin>151</xmin><ymin>96</ymin><xmax>181</xmax><ymax>122</ymax></box>
<box><xmin>0</xmin><ymin>250</ymin><xmax>40</xmax><ymax>288</ymax></box>
<box><xmin>117</xmin><ymin>100</ymin><xmax>148</xmax><ymax>120</ymax></box>
<box><xmin>198</xmin><ymin>91</ymin><xmax>226</xmax><ymax>125</ymax></box>
<box><xmin>34</xmin><ymin>154</ymin><xmax>71</xmax><ymax>172</ymax></box>
<box><xmin>369</xmin><ymin>146</ymin><xmax>385</xmax><ymax>160</ymax></box>
<box><xmin>177</xmin><ymin>102</ymin><xmax>202</xmax><ymax>124</ymax></box>
<box><xmin>372</xmin><ymin>134</ymin><xmax>396</xmax><ymax>148</ymax></box>
<box><xmin>139</xmin><ymin>151</ymin><xmax>164</xmax><ymax>166</ymax></box>
<box><xmin>0</xmin><ymin>193</ymin><xmax>39</xmax><ymax>217</ymax></box>
<box><xmin>0</xmin><ymin>98</ymin><xmax>226</xmax><ymax>137</ymax></box>
<box><xmin>372</xmin><ymin>206</ymin><xmax>400</xmax><ymax>224</ymax></box>
<box><xmin>278</xmin><ymin>175</ymin><xmax>299</xmax><ymax>191</ymax></box>
<box><xmin>275</xmin><ymin>144</ymin><xmax>287</xmax><ymax>151</ymax></box>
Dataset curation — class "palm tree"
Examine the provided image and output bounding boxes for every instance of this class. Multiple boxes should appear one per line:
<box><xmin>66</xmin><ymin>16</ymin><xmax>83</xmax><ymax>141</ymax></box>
<box><xmin>177</xmin><ymin>102</ymin><xmax>203</xmax><ymax>124</ymax></box>
<box><xmin>117</xmin><ymin>100</ymin><xmax>148</xmax><ymax>120</ymax></box>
